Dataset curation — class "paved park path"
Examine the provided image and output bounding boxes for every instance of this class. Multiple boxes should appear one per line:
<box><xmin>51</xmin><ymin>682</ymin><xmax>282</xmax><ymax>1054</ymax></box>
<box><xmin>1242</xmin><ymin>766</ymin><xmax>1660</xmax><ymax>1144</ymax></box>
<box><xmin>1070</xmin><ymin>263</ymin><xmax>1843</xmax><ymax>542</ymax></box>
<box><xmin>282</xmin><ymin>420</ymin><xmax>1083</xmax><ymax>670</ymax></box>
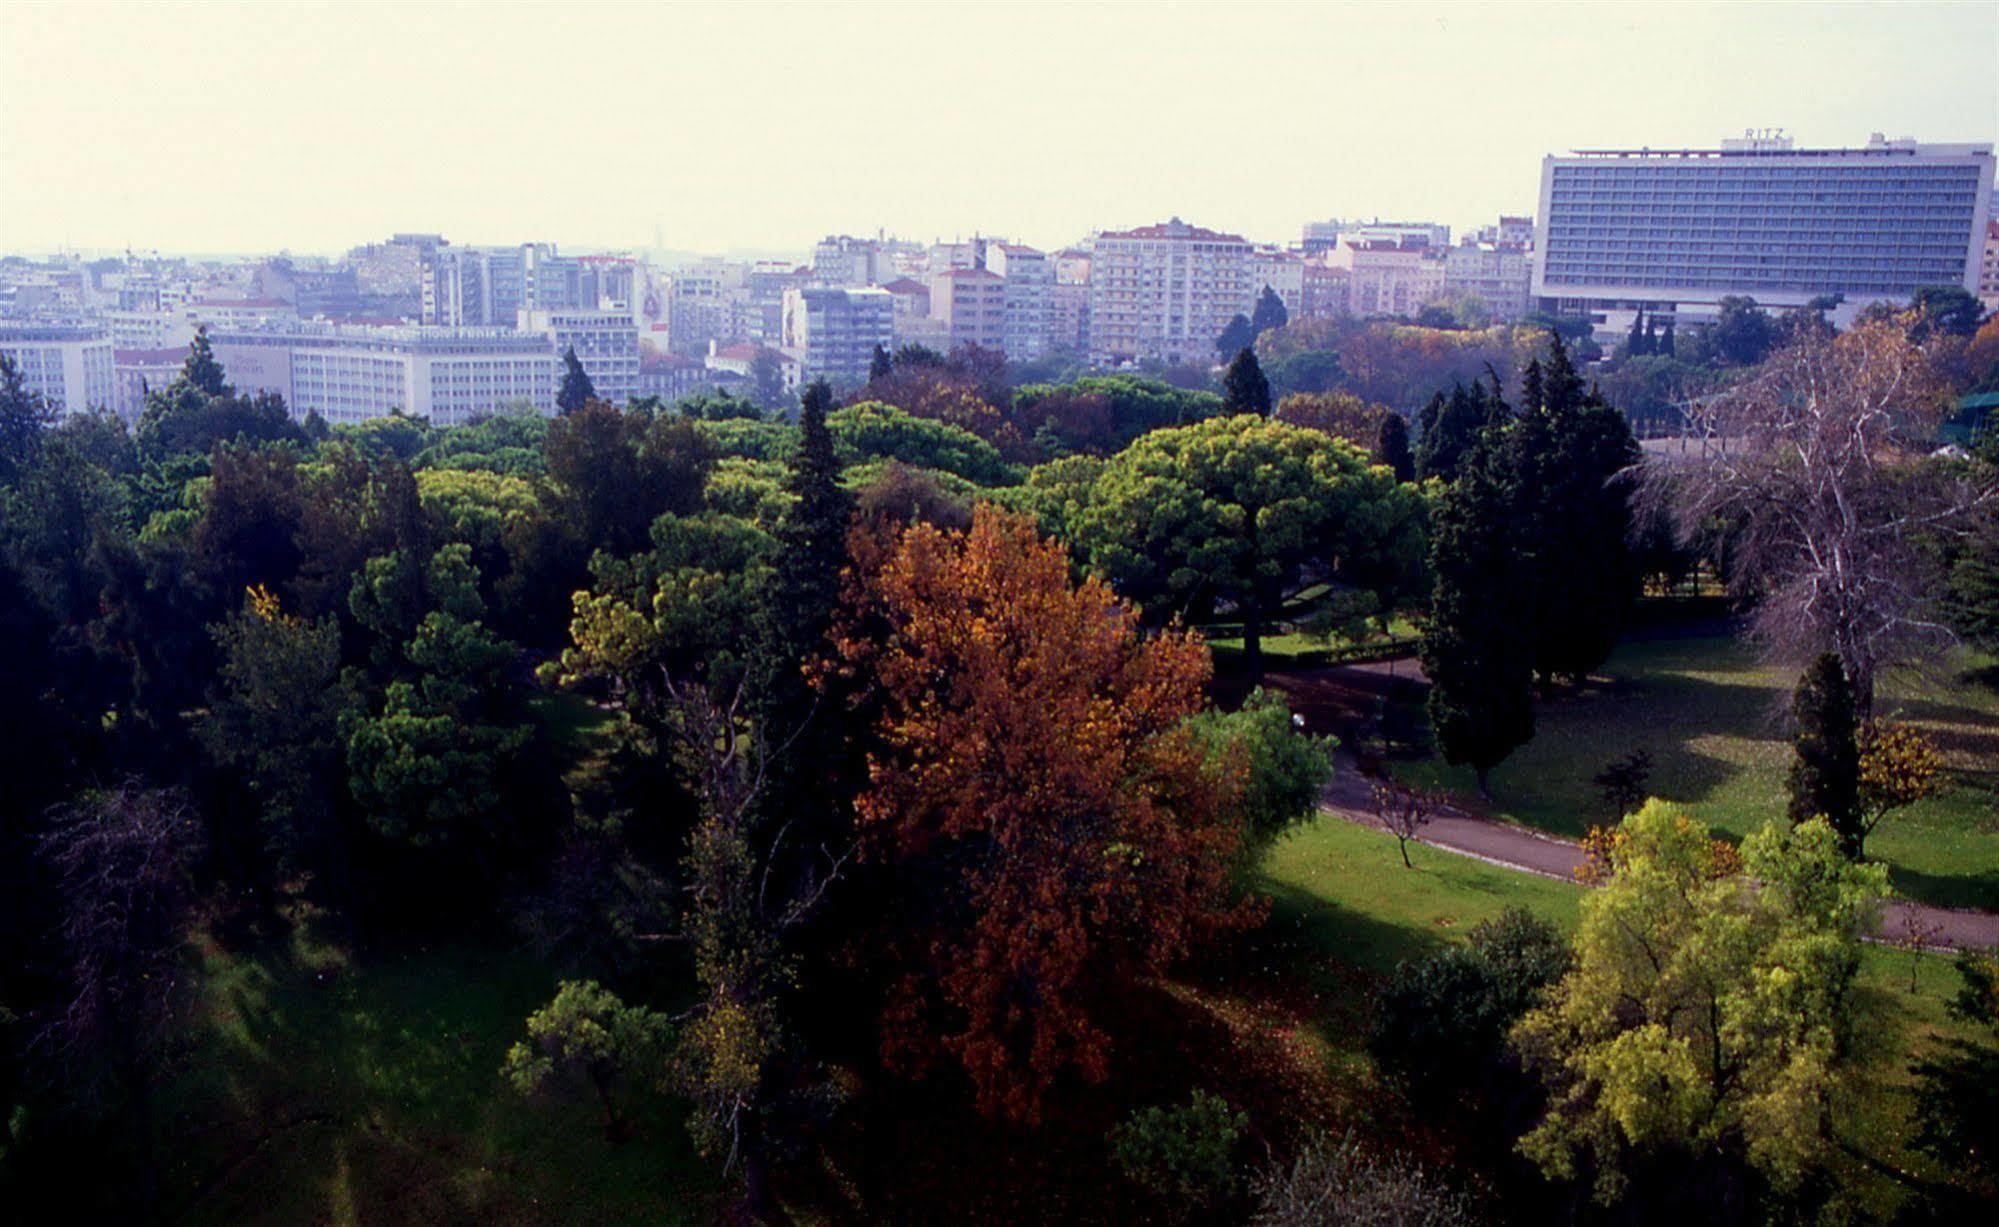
<box><xmin>1318</xmin><ymin>751</ymin><xmax>1999</xmax><ymax>952</ymax></box>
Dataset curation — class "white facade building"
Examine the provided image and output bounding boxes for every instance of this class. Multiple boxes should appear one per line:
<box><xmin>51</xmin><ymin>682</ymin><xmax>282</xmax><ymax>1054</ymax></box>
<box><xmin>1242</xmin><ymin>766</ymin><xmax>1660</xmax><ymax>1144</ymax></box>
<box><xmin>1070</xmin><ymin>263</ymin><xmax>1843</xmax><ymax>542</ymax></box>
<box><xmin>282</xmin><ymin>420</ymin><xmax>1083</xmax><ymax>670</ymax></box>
<box><xmin>781</xmin><ymin>286</ymin><xmax>894</xmax><ymax>388</ymax></box>
<box><xmin>984</xmin><ymin>243</ymin><xmax>1052</xmax><ymax>360</ymax></box>
<box><xmin>1536</xmin><ymin>134</ymin><xmax>1995</xmax><ymax>339</ymax></box>
<box><xmin>1086</xmin><ymin>218</ymin><xmax>1252</xmax><ymax>366</ymax></box>
<box><xmin>208</xmin><ymin>323</ymin><xmax>557</xmax><ymax>426</ymax></box>
<box><xmin>519</xmin><ymin>308</ymin><xmax>640</xmax><ymax>406</ymax></box>
<box><xmin>0</xmin><ymin>319</ymin><xmax>116</xmax><ymax>416</ymax></box>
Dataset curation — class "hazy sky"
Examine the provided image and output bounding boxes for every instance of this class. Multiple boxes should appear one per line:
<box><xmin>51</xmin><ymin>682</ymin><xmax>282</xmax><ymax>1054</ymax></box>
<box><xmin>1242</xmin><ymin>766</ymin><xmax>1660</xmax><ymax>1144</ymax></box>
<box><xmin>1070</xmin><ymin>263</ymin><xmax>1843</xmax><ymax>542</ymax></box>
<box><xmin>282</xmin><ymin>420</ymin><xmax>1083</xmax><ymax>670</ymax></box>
<box><xmin>1</xmin><ymin>1</ymin><xmax>1994</xmax><ymax>258</ymax></box>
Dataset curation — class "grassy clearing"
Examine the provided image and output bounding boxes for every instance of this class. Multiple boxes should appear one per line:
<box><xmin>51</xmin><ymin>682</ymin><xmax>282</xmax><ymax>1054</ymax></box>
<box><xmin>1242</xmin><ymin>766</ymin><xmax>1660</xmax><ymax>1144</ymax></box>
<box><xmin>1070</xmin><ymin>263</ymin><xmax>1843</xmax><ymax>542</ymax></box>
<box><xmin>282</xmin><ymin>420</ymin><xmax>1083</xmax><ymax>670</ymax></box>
<box><xmin>1256</xmin><ymin>809</ymin><xmax>1984</xmax><ymax>1213</ymax></box>
<box><xmin>1260</xmin><ymin>808</ymin><xmax>1582</xmax><ymax>977</ymax></box>
<box><xmin>153</xmin><ymin>938</ymin><xmax>717</xmax><ymax>1226</ymax></box>
<box><xmin>1389</xmin><ymin>635</ymin><xmax>1999</xmax><ymax>911</ymax></box>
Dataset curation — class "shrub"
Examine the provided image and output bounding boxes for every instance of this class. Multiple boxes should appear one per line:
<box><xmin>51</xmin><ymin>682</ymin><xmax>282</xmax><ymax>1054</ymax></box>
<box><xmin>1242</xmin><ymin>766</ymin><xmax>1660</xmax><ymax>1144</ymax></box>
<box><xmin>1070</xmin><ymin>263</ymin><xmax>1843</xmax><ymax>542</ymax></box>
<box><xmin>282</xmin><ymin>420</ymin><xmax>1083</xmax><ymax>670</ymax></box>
<box><xmin>1251</xmin><ymin>1135</ymin><xmax>1479</xmax><ymax>1227</ymax></box>
<box><xmin>1109</xmin><ymin>1089</ymin><xmax>1248</xmax><ymax>1205</ymax></box>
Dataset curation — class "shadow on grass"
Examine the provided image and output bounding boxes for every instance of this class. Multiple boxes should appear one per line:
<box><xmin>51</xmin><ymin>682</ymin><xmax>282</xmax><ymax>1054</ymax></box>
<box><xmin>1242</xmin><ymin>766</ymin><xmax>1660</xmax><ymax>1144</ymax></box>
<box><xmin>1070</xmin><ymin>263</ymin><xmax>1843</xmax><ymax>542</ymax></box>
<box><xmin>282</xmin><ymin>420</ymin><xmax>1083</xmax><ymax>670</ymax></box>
<box><xmin>159</xmin><ymin>940</ymin><xmax>718</xmax><ymax>1227</ymax></box>
<box><xmin>1886</xmin><ymin>863</ymin><xmax>1999</xmax><ymax>915</ymax></box>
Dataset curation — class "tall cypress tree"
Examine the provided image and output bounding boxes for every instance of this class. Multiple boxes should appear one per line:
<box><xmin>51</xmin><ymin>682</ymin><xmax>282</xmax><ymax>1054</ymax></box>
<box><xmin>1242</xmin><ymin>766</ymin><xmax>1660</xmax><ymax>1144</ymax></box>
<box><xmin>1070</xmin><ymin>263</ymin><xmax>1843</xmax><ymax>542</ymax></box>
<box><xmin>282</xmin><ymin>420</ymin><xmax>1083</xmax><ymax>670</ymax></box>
<box><xmin>1421</xmin><ymin>432</ymin><xmax>1536</xmax><ymax>796</ymax></box>
<box><xmin>868</xmin><ymin>344</ymin><xmax>893</xmax><ymax>383</ymax></box>
<box><xmin>1514</xmin><ymin>336</ymin><xmax>1641</xmax><ymax>686</ymax></box>
<box><xmin>1222</xmin><ymin>347</ymin><xmax>1271</xmax><ymax>416</ymax></box>
<box><xmin>1788</xmin><ymin>652</ymin><xmax>1863</xmax><ymax>857</ymax></box>
<box><xmin>753</xmin><ymin>379</ymin><xmax>857</xmax><ymax>824</ymax></box>
<box><xmin>1414</xmin><ymin>381</ymin><xmax>1490</xmax><ymax>482</ymax></box>
<box><xmin>557</xmin><ymin>346</ymin><xmax>596</xmax><ymax>415</ymax></box>
<box><xmin>1374</xmin><ymin>411</ymin><xmax>1414</xmax><ymax>483</ymax></box>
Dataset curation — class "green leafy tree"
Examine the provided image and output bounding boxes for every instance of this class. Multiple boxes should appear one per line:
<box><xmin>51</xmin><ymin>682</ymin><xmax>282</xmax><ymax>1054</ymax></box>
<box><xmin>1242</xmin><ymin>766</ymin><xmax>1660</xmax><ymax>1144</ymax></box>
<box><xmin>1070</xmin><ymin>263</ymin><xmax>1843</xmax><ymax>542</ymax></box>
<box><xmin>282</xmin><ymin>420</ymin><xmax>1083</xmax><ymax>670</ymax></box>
<box><xmin>1512</xmin><ymin>803</ymin><xmax>1887</xmax><ymax>1204</ymax></box>
<box><xmin>544</xmin><ymin>399</ymin><xmax>711</xmax><ymax>557</ymax></box>
<box><xmin>828</xmin><ymin>401</ymin><xmax>1014</xmax><ymax>486</ymax></box>
<box><xmin>1077</xmin><ymin>414</ymin><xmax>1423</xmax><ymax>674</ymax></box>
<box><xmin>1181</xmin><ymin>688</ymin><xmax>1334</xmax><ymax>868</ymax></box>
<box><xmin>1909</xmin><ymin>285</ymin><xmax>1986</xmax><ymax>339</ymax></box>
<box><xmin>1711</xmin><ymin>295</ymin><xmax>1777</xmax><ymax>366</ymax></box>
<box><xmin>1786</xmin><ymin>652</ymin><xmax>1863</xmax><ymax>857</ymax></box>
<box><xmin>558</xmin><ymin>345</ymin><xmax>596</xmax><ymax>415</ymax></box>
<box><xmin>1370</xmin><ymin>907</ymin><xmax>1570</xmax><ymax>1112</ymax></box>
<box><xmin>1222</xmin><ymin>347</ymin><xmax>1272</xmax><ymax>416</ymax></box>
<box><xmin>341</xmin><ymin>544</ymin><xmax>533</xmax><ymax>852</ymax></box>
<box><xmin>504</xmin><ymin>979</ymin><xmax>676</xmax><ymax>1141</ymax></box>
<box><xmin>203</xmin><ymin>585</ymin><xmax>355</xmax><ymax>881</ymax></box>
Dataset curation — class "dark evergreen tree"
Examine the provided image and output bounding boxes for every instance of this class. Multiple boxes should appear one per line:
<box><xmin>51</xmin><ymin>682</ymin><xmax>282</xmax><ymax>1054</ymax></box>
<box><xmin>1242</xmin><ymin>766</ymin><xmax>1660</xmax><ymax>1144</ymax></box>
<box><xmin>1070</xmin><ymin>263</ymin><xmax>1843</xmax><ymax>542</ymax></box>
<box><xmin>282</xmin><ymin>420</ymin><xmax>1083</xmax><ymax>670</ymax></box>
<box><xmin>1643</xmin><ymin>317</ymin><xmax>1660</xmax><ymax>355</ymax></box>
<box><xmin>182</xmin><ymin>326</ymin><xmax>231</xmax><ymax>397</ymax></box>
<box><xmin>1511</xmin><ymin>336</ymin><xmax>1642</xmax><ymax>685</ymax></box>
<box><xmin>1250</xmin><ymin>284</ymin><xmax>1289</xmax><ymax>336</ymax></box>
<box><xmin>0</xmin><ymin>352</ymin><xmax>55</xmax><ymax>482</ymax></box>
<box><xmin>1787</xmin><ymin>652</ymin><xmax>1863</xmax><ymax>857</ymax></box>
<box><xmin>1626</xmin><ymin>309</ymin><xmax>1649</xmax><ymax>358</ymax></box>
<box><xmin>1215</xmin><ymin>313</ymin><xmax>1256</xmax><ymax>356</ymax></box>
<box><xmin>753</xmin><ymin>377</ymin><xmax>855</xmax><ymax>787</ymax></box>
<box><xmin>1660</xmin><ymin>320</ymin><xmax>1676</xmax><ymax>356</ymax></box>
<box><xmin>869</xmin><ymin>343</ymin><xmax>893</xmax><ymax>383</ymax></box>
<box><xmin>1413</xmin><ymin>381</ymin><xmax>1494</xmax><ymax>482</ymax></box>
<box><xmin>1420</xmin><ymin>432</ymin><xmax>1535</xmax><ymax>796</ymax></box>
<box><xmin>557</xmin><ymin>346</ymin><xmax>596</xmax><ymax>415</ymax></box>
<box><xmin>1221</xmin><ymin>347</ymin><xmax>1271</xmax><ymax>416</ymax></box>
<box><xmin>1373</xmin><ymin>410</ymin><xmax>1414</xmax><ymax>483</ymax></box>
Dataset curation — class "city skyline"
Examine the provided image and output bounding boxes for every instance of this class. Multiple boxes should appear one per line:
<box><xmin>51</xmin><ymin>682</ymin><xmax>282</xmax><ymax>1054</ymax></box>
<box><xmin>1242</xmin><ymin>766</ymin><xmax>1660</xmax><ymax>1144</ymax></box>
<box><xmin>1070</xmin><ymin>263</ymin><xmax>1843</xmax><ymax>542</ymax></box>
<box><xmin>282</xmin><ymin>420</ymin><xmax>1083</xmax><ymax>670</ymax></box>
<box><xmin>2</xmin><ymin>0</ymin><xmax>1995</xmax><ymax>258</ymax></box>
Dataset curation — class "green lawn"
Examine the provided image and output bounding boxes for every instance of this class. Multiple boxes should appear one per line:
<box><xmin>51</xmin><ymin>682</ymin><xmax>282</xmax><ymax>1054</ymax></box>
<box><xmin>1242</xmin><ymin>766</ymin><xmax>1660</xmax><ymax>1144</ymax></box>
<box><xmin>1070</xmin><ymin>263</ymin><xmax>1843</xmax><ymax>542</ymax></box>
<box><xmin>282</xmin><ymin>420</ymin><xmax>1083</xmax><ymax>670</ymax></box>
<box><xmin>1260</xmin><ymin>807</ymin><xmax>1582</xmax><ymax>976</ymax></box>
<box><xmin>1256</xmin><ymin>809</ymin><xmax>1986</xmax><ymax>1214</ymax></box>
<box><xmin>151</xmin><ymin>938</ymin><xmax>717</xmax><ymax>1226</ymax></box>
<box><xmin>1391</xmin><ymin>636</ymin><xmax>1999</xmax><ymax>912</ymax></box>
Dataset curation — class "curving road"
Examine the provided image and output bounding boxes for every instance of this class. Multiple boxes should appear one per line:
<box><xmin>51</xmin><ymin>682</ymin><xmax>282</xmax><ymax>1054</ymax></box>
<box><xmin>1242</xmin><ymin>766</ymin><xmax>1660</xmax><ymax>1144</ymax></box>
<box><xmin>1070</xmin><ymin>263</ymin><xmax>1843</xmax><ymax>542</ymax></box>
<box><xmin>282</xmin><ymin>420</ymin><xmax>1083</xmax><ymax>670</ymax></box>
<box><xmin>1319</xmin><ymin>751</ymin><xmax>1999</xmax><ymax>952</ymax></box>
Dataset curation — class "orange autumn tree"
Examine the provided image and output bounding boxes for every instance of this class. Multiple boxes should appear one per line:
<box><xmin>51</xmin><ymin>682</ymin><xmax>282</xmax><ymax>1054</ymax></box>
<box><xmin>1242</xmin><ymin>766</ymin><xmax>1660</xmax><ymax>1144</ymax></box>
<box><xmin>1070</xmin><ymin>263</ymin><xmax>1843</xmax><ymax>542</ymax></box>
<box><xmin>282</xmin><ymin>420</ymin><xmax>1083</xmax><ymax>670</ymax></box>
<box><xmin>835</xmin><ymin>505</ymin><xmax>1248</xmax><ymax>1123</ymax></box>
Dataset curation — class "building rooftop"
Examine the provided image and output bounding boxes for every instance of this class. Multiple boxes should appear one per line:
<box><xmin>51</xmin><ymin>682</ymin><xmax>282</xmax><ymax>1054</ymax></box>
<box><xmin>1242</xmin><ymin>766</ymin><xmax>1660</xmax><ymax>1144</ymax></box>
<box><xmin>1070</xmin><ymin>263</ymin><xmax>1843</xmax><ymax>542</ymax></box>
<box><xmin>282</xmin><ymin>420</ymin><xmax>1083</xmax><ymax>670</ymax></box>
<box><xmin>1562</xmin><ymin>135</ymin><xmax>1992</xmax><ymax>160</ymax></box>
<box><xmin>1097</xmin><ymin>217</ymin><xmax>1247</xmax><ymax>244</ymax></box>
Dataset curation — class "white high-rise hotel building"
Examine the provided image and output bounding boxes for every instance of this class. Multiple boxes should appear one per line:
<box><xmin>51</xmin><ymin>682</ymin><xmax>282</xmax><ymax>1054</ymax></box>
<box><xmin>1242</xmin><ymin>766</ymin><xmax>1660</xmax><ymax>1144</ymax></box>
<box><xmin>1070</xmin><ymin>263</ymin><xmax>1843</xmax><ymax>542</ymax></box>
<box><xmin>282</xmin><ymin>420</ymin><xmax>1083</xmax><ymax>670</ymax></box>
<box><xmin>1535</xmin><ymin>132</ymin><xmax>1994</xmax><ymax>337</ymax></box>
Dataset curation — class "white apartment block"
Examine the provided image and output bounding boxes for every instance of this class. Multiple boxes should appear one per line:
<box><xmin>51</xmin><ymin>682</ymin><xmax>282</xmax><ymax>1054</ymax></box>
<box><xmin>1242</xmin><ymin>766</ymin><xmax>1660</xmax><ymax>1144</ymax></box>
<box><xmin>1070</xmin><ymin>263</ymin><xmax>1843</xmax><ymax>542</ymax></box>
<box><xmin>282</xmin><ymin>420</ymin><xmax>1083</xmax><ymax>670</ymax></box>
<box><xmin>1979</xmin><ymin>218</ymin><xmax>1999</xmax><ymax>312</ymax></box>
<box><xmin>781</xmin><ymin>286</ymin><xmax>894</xmax><ymax>388</ymax></box>
<box><xmin>208</xmin><ymin>323</ymin><xmax>556</xmax><ymax>426</ymax></box>
<box><xmin>1249</xmin><ymin>248</ymin><xmax>1306</xmax><ymax>319</ymax></box>
<box><xmin>1087</xmin><ymin>218</ymin><xmax>1252</xmax><ymax>366</ymax></box>
<box><xmin>114</xmin><ymin>347</ymin><xmax>187</xmax><ymax>421</ymax></box>
<box><xmin>1443</xmin><ymin>243</ymin><xmax>1535</xmax><ymax>322</ymax></box>
<box><xmin>985</xmin><ymin>243</ymin><xmax>1053</xmax><ymax>360</ymax></box>
<box><xmin>1332</xmin><ymin>238</ymin><xmax>1448</xmax><ymax>317</ymax></box>
<box><xmin>812</xmin><ymin>236</ymin><xmax>889</xmax><ymax>287</ymax></box>
<box><xmin>519</xmin><ymin>309</ymin><xmax>640</xmax><ymax>406</ymax></box>
<box><xmin>929</xmin><ymin>267</ymin><xmax>1008</xmax><ymax>352</ymax></box>
<box><xmin>0</xmin><ymin>319</ymin><xmax>116</xmax><ymax>416</ymax></box>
